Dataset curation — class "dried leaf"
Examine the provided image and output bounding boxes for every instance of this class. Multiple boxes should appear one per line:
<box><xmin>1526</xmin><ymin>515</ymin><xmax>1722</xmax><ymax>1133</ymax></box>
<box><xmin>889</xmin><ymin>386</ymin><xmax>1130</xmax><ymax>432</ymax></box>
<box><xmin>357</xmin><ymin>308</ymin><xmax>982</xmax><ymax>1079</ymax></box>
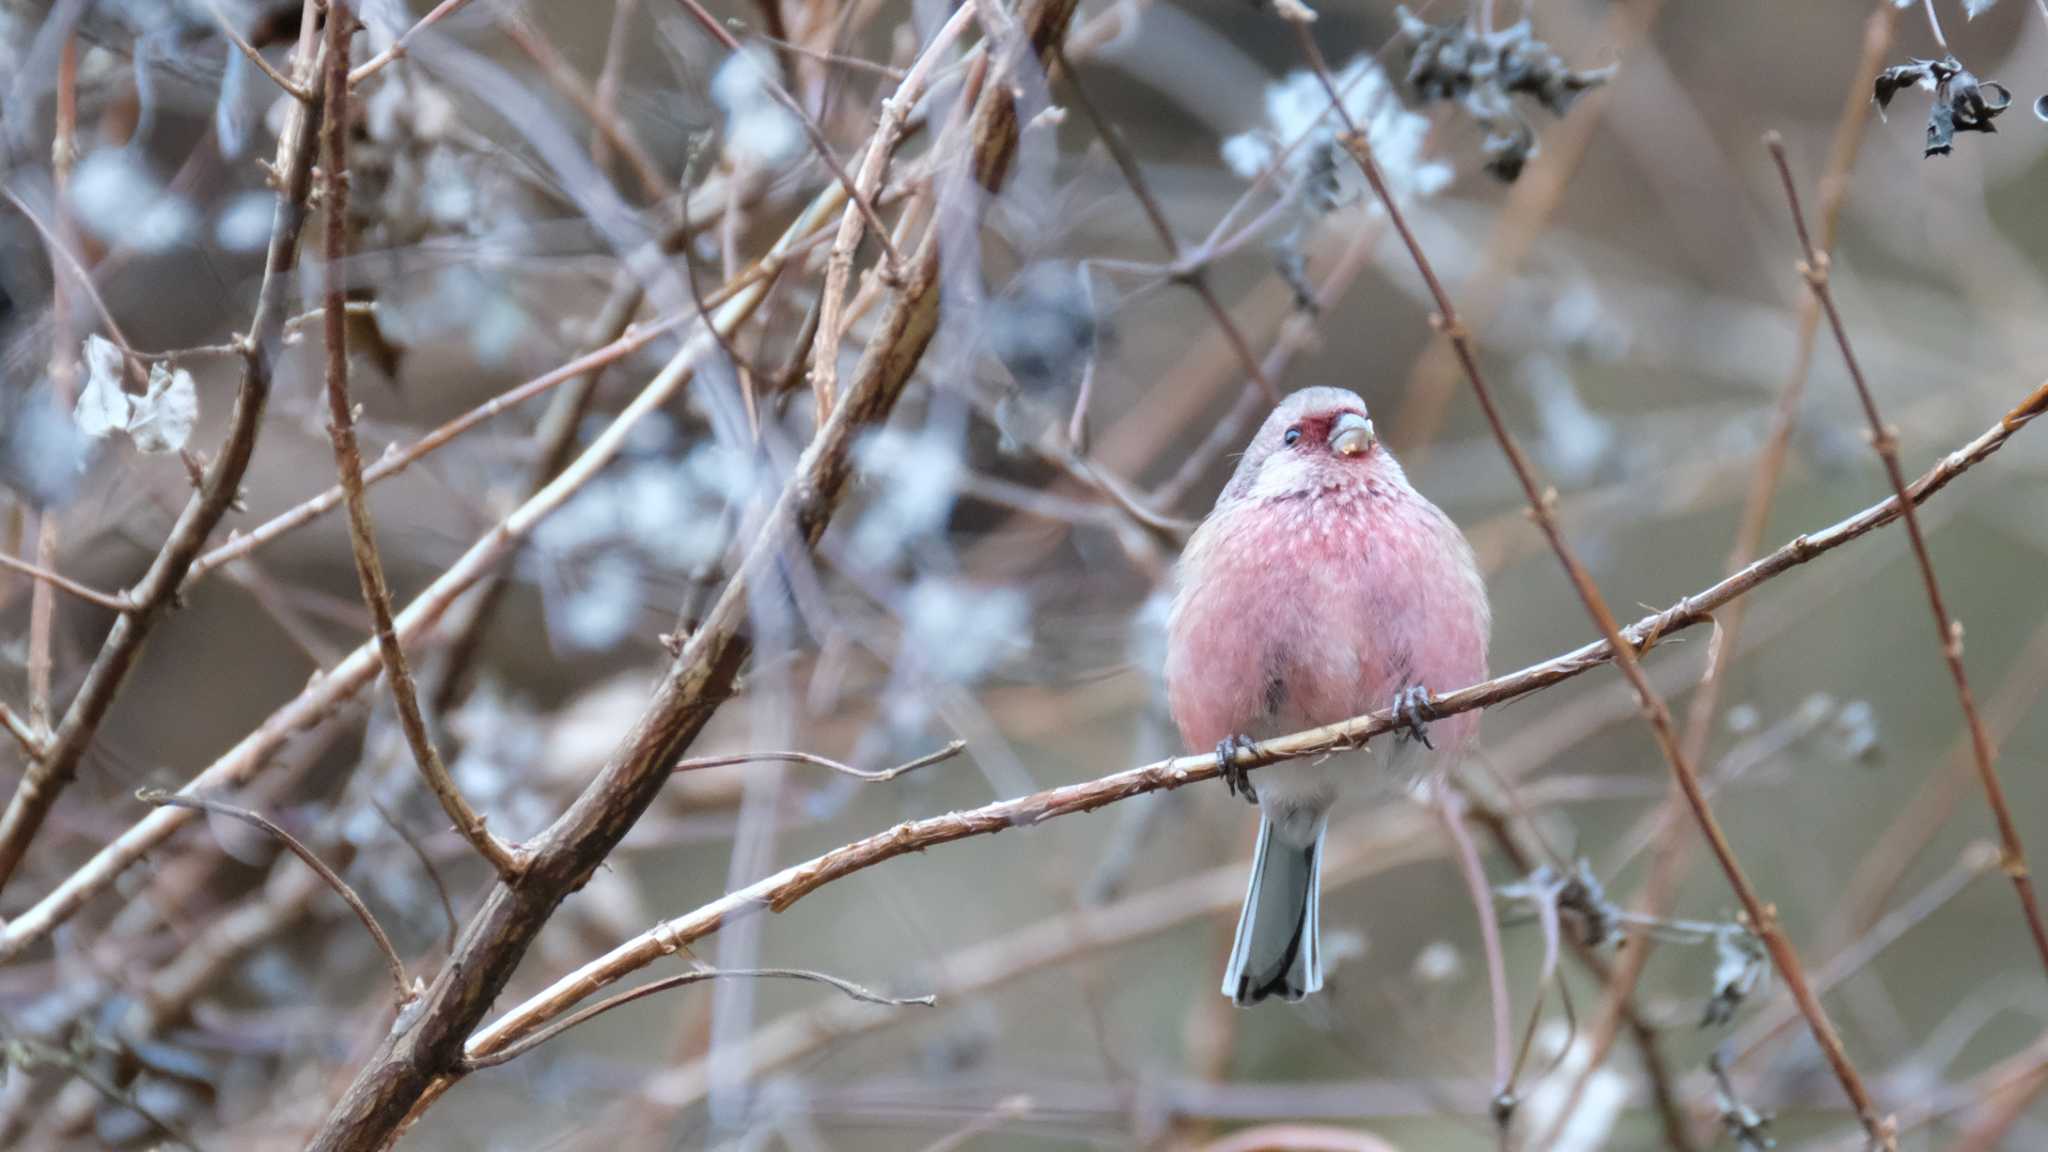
<box><xmin>1700</xmin><ymin>927</ymin><xmax>1767</xmax><ymax>1027</ymax></box>
<box><xmin>73</xmin><ymin>335</ymin><xmax>131</xmax><ymax>439</ymax></box>
<box><xmin>1876</xmin><ymin>56</ymin><xmax>2011</xmax><ymax>157</ymax></box>
<box><xmin>1391</xmin><ymin>10</ymin><xmax>1611</xmax><ymax>182</ymax></box>
<box><xmin>127</xmin><ymin>362</ymin><xmax>198</xmax><ymax>454</ymax></box>
<box><xmin>1872</xmin><ymin>60</ymin><xmax>1932</xmax><ymax>116</ymax></box>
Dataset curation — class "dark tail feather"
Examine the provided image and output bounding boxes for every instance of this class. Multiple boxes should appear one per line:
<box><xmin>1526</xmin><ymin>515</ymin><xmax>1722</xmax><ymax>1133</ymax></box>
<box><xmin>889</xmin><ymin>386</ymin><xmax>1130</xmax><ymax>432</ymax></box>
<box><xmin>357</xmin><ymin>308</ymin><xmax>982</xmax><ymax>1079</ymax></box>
<box><xmin>1222</xmin><ymin>813</ymin><xmax>1325</xmax><ymax>1005</ymax></box>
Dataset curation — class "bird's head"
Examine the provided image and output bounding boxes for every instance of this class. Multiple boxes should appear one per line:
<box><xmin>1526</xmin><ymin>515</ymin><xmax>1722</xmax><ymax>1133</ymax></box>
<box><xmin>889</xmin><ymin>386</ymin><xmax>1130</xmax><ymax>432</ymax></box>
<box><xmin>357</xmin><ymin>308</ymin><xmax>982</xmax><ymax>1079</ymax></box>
<box><xmin>1220</xmin><ymin>386</ymin><xmax>1403</xmax><ymax>505</ymax></box>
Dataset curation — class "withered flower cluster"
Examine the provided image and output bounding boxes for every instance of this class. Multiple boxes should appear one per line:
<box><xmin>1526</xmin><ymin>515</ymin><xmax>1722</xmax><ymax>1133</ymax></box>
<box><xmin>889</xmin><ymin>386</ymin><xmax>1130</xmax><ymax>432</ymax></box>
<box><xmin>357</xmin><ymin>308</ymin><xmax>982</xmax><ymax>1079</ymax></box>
<box><xmin>1874</xmin><ymin>55</ymin><xmax>2012</xmax><ymax>157</ymax></box>
<box><xmin>1392</xmin><ymin>6</ymin><xmax>1616</xmax><ymax>181</ymax></box>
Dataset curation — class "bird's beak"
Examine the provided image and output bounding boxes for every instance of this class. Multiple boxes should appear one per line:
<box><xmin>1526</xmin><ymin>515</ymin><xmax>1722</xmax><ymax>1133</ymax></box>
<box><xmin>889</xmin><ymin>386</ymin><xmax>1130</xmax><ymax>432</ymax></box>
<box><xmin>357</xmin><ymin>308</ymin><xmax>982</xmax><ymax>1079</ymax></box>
<box><xmin>1331</xmin><ymin>411</ymin><xmax>1376</xmax><ymax>457</ymax></box>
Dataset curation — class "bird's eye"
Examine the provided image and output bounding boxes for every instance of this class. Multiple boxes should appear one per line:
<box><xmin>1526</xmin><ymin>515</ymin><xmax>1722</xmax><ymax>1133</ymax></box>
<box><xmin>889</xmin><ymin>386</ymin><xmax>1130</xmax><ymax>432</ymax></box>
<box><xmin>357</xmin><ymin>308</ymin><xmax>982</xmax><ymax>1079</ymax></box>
<box><xmin>1283</xmin><ymin>426</ymin><xmax>1302</xmax><ymax>446</ymax></box>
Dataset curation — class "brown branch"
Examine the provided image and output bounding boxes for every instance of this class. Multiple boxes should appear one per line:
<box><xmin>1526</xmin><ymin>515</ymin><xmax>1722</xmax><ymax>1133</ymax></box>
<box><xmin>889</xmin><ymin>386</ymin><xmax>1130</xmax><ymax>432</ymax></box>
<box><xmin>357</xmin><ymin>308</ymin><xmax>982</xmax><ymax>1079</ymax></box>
<box><xmin>1547</xmin><ymin>4</ymin><xmax>1896</xmax><ymax>1132</ymax></box>
<box><xmin>461</xmin><ymin>371</ymin><xmax>2048</xmax><ymax>1065</ymax></box>
<box><xmin>0</xmin><ymin>5</ymin><xmax>323</xmax><ymax>897</ymax></box>
<box><xmin>808</xmin><ymin>0</ymin><xmax>973</xmax><ymax>420</ymax></box>
<box><xmin>1767</xmin><ymin>131</ymin><xmax>2048</xmax><ymax>982</ymax></box>
<box><xmin>349</xmin><ymin>0</ymin><xmax>474</xmax><ymax>85</ymax></box>
<box><xmin>1434</xmin><ymin>787</ymin><xmax>1515</xmax><ymax>1118</ymax></box>
<box><xmin>186</xmin><ymin>314</ymin><xmax>678</xmax><ymax>585</ymax></box>
<box><xmin>1054</xmin><ymin>45</ymin><xmax>1279</xmax><ymax>405</ymax></box>
<box><xmin>674</xmin><ymin>739</ymin><xmax>966</xmax><ymax>782</ymax></box>
<box><xmin>318</xmin><ymin>0</ymin><xmax>524</xmax><ymax>880</ymax></box>
<box><xmin>0</xmin><ymin>704</ymin><xmax>41</xmax><ymax>761</ymax></box>
<box><xmin>1282</xmin><ymin>10</ymin><xmax>1892</xmax><ymax>1142</ymax></box>
<box><xmin>136</xmin><ymin>789</ymin><xmax>414</xmax><ymax>1008</ymax></box>
<box><xmin>204</xmin><ymin>0</ymin><xmax>313</xmax><ymax>101</ymax></box>
<box><xmin>22</xmin><ymin>32</ymin><xmax>80</xmax><ymax>737</ymax></box>
<box><xmin>0</xmin><ymin>180</ymin><xmax>845</xmax><ymax>965</ymax></box>
<box><xmin>298</xmin><ymin>6</ymin><xmax>1077</xmax><ymax>1146</ymax></box>
<box><xmin>501</xmin><ymin>13</ymin><xmax>670</xmax><ymax>203</ymax></box>
<box><xmin>672</xmin><ymin>0</ymin><xmax>903</xmax><ymax>273</ymax></box>
<box><xmin>370</xmin><ymin>798</ymin><xmax>459</xmax><ymax>956</ymax></box>
<box><xmin>0</xmin><ymin>549</ymin><xmax>130</xmax><ymax>613</ymax></box>
<box><xmin>461</xmin><ymin>966</ymin><xmax>932</xmax><ymax>1071</ymax></box>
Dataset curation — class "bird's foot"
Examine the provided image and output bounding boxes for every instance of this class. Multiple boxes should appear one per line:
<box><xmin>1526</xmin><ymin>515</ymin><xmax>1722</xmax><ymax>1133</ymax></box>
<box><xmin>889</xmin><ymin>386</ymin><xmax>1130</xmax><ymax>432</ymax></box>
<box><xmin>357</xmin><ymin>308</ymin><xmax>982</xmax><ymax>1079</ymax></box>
<box><xmin>1216</xmin><ymin>735</ymin><xmax>1259</xmax><ymax>804</ymax></box>
<box><xmin>1392</xmin><ymin>685</ymin><xmax>1437</xmax><ymax>750</ymax></box>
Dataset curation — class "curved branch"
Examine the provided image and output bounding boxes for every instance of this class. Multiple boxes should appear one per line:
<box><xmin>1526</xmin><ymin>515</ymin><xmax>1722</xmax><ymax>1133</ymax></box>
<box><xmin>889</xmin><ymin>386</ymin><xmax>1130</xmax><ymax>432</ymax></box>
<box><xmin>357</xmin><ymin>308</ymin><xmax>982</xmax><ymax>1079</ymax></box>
<box><xmin>463</xmin><ymin>370</ymin><xmax>2048</xmax><ymax>1062</ymax></box>
<box><xmin>137</xmin><ymin>789</ymin><xmax>414</xmax><ymax>1008</ymax></box>
<box><xmin>673</xmin><ymin>739</ymin><xmax>966</xmax><ymax>782</ymax></box>
<box><xmin>462</xmin><ymin>966</ymin><xmax>931</xmax><ymax>1071</ymax></box>
<box><xmin>0</xmin><ymin>12</ymin><xmax>324</xmax><ymax>896</ymax></box>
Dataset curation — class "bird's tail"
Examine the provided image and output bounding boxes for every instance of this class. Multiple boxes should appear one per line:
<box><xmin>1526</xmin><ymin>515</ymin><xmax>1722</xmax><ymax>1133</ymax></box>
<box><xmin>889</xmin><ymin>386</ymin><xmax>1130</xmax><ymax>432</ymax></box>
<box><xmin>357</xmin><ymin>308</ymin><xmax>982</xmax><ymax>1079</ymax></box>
<box><xmin>1222</xmin><ymin>812</ymin><xmax>1326</xmax><ymax>1005</ymax></box>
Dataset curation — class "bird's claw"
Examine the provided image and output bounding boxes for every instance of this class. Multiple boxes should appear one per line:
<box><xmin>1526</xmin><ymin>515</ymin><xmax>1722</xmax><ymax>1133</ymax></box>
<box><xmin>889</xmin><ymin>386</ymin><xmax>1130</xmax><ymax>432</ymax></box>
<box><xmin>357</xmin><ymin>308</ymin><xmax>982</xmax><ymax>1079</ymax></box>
<box><xmin>1392</xmin><ymin>685</ymin><xmax>1437</xmax><ymax>750</ymax></box>
<box><xmin>1216</xmin><ymin>735</ymin><xmax>1259</xmax><ymax>804</ymax></box>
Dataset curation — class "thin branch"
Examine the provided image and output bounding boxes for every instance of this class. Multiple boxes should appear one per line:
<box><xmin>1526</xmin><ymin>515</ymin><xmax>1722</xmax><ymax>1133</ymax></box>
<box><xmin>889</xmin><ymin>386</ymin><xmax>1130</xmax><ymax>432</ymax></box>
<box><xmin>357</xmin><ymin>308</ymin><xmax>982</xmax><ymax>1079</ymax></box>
<box><xmin>0</xmin><ymin>704</ymin><xmax>40</xmax><ymax>761</ymax></box>
<box><xmin>137</xmin><ymin>789</ymin><xmax>414</xmax><ymax>1008</ymax></box>
<box><xmin>1768</xmin><ymin>130</ymin><xmax>2048</xmax><ymax>981</ymax></box>
<box><xmin>370</xmin><ymin>798</ymin><xmax>460</xmax><ymax>956</ymax></box>
<box><xmin>673</xmin><ymin>739</ymin><xmax>967</xmax><ymax>782</ymax></box>
<box><xmin>318</xmin><ymin>0</ymin><xmax>524</xmax><ymax>879</ymax></box>
<box><xmin>349</xmin><ymin>0</ymin><xmax>475</xmax><ymax>85</ymax></box>
<box><xmin>809</xmin><ymin>0</ymin><xmax>974</xmax><ymax>420</ymax></box>
<box><xmin>1054</xmin><ymin>45</ymin><xmax>1279</xmax><ymax>405</ymax></box>
<box><xmin>2</xmin><ymin>1034</ymin><xmax>212</xmax><ymax>1152</ymax></box>
<box><xmin>187</xmin><ymin>314</ymin><xmax>679</xmax><ymax>584</ymax></box>
<box><xmin>462</xmin><ymin>966</ymin><xmax>933</xmax><ymax>1071</ymax></box>
<box><xmin>22</xmin><ymin>32</ymin><xmax>81</xmax><ymax>736</ymax></box>
<box><xmin>1733</xmin><ymin>840</ymin><xmax>1998</xmax><ymax>1061</ymax></box>
<box><xmin>1434</xmin><ymin>786</ymin><xmax>1514</xmax><ymax>1119</ymax></box>
<box><xmin>300</xmin><ymin>8</ymin><xmax>1073</xmax><ymax>1144</ymax></box>
<box><xmin>1282</xmin><ymin>10</ymin><xmax>1891</xmax><ymax>1142</ymax></box>
<box><xmin>0</xmin><ymin>549</ymin><xmax>130</xmax><ymax>613</ymax></box>
<box><xmin>0</xmin><ymin>179</ymin><xmax>849</xmax><ymax>965</ymax></box>
<box><xmin>0</xmin><ymin>8</ymin><xmax>323</xmax><ymax>897</ymax></box>
<box><xmin>672</xmin><ymin>0</ymin><xmax>904</xmax><ymax>274</ymax></box>
<box><xmin>462</xmin><ymin>371</ymin><xmax>2048</xmax><ymax>1062</ymax></box>
<box><xmin>204</xmin><ymin>0</ymin><xmax>313</xmax><ymax>101</ymax></box>
<box><xmin>1922</xmin><ymin>0</ymin><xmax>1950</xmax><ymax>48</ymax></box>
<box><xmin>1545</xmin><ymin>4</ymin><xmax>1895</xmax><ymax>1131</ymax></box>
<box><xmin>500</xmin><ymin>13</ymin><xmax>671</xmax><ymax>203</ymax></box>
<box><xmin>185</xmin><ymin>207</ymin><xmax>864</xmax><ymax>586</ymax></box>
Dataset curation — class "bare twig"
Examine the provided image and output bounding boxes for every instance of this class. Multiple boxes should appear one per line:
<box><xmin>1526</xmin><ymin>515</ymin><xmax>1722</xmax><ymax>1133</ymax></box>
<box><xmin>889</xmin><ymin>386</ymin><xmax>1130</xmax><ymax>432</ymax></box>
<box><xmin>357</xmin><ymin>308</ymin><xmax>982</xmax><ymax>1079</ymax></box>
<box><xmin>0</xmin><ymin>181</ymin><xmax>848</xmax><ymax>964</ymax></box>
<box><xmin>809</xmin><ymin>0</ymin><xmax>974</xmax><ymax>420</ymax></box>
<box><xmin>0</xmin><ymin>549</ymin><xmax>129</xmax><ymax>612</ymax></box>
<box><xmin>204</xmin><ymin>0</ymin><xmax>313</xmax><ymax>101</ymax></box>
<box><xmin>22</xmin><ymin>32</ymin><xmax>80</xmax><ymax>736</ymax></box>
<box><xmin>1283</xmin><ymin>10</ymin><xmax>1892</xmax><ymax>1141</ymax></box>
<box><xmin>1054</xmin><ymin>45</ymin><xmax>1279</xmax><ymax>405</ymax></box>
<box><xmin>137</xmin><ymin>789</ymin><xmax>415</xmax><ymax>1008</ymax></box>
<box><xmin>371</xmin><ymin>797</ymin><xmax>460</xmax><ymax>956</ymax></box>
<box><xmin>318</xmin><ymin>1</ymin><xmax>524</xmax><ymax>879</ymax></box>
<box><xmin>0</xmin><ymin>6</ymin><xmax>323</xmax><ymax>896</ymax></box>
<box><xmin>350</xmin><ymin>0</ymin><xmax>475</xmax><ymax>84</ymax></box>
<box><xmin>0</xmin><ymin>704</ymin><xmax>41</xmax><ymax>760</ymax></box>
<box><xmin>462</xmin><ymin>372</ymin><xmax>2048</xmax><ymax>1065</ymax></box>
<box><xmin>1768</xmin><ymin>130</ymin><xmax>2048</xmax><ymax>981</ymax></box>
<box><xmin>462</xmin><ymin>966</ymin><xmax>933</xmax><ymax>1071</ymax></box>
<box><xmin>672</xmin><ymin>0</ymin><xmax>903</xmax><ymax>274</ymax></box>
<box><xmin>297</xmin><ymin>7</ymin><xmax>1077</xmax><ymax>1146</ymax></box>
<box><xmin>2</xmin><ymin>1034</ymin><xmax>212</xmax><ymax>1152</ymax></box>
<box><xmin>674</xmin><ymin>739</ymin><xmax>967</xmax><ymax>782</ymax></box>
<box><xmin>501</xmin><ymin>13</ymin><xmax>670</xmax><ymax>203</ymax></box>
<box><xmin>1546</xmin><ymin>5</ymin><xmax>1896</xmax><ymax>1131</ymax></box>
<box><xmin>1434</xmin><ymin>786</ymin><xmax>1515</xmax><ymax>1123</ymax></box>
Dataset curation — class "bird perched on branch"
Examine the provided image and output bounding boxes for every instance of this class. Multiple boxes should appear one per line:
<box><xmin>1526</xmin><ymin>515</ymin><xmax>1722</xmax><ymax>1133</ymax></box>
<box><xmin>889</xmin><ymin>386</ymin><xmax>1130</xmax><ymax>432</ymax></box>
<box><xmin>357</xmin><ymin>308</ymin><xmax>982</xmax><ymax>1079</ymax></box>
<box><xmin>1166</xmin><ymin>387</ymin><xmax>1490</xmax><ymax>1005</ymax></box>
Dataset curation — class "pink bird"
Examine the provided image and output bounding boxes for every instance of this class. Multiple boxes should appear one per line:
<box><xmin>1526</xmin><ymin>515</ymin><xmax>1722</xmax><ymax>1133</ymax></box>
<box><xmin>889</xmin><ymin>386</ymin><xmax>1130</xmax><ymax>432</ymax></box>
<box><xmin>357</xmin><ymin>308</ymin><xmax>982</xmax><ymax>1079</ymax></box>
<box><xmin>1166</xmin><ymin>387</ymin><xmax>1490</xmax><ymax>1005</ymax></box>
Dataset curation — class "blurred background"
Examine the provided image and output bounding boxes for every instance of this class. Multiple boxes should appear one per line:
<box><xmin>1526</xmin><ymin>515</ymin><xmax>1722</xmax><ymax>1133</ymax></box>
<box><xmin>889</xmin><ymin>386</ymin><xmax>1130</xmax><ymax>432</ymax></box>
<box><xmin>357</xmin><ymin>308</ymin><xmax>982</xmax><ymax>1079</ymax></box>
<box><xmin>3</xmin><ymin>0</ymin><xmax>2048</xmax><ymax>1148</ymax></box>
